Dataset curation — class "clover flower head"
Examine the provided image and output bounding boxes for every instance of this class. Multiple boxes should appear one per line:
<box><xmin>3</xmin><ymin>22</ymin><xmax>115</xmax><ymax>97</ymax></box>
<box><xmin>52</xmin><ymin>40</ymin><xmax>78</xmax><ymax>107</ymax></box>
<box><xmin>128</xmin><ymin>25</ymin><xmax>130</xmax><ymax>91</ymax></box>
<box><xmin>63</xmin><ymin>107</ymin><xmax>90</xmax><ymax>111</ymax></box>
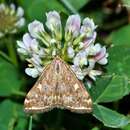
<box><xmin>17</xmin><ymin>10</ymin><xmax>108</xmax><ymax>88</ymax></box>
<box><xmin>0</xmin><ymin>3</ymin><xmax>25</xmax><ymax>38</ymax></box>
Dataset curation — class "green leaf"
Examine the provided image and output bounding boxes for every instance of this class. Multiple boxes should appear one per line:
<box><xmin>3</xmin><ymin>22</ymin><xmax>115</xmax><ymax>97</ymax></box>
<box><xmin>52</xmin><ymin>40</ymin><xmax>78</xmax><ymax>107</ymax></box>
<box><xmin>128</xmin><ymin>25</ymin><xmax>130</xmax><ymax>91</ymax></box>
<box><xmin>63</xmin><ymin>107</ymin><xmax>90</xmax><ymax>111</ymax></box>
<box><xmin>107</xmin><ymin>25</ymin><xmax>130</xmax><ymax>46</ymax></box>
<box><xmin>90</xmin><ymin>75</ymin><xmax>112</xmax><ymax>102</ymax></box>
<box><xmin>90</xmin><ymin>74</ymin><xmax>130</xmax><ymax>103</ymax></box>
<box><xmin>93</xmin><ymin>104</ymin><xmax>130</xmax><ymax>128</ymax></box>
<box><xmin>14</xmin><ymin>118</ymin><xmax>28</xmax><ymax>130</ymax></box>
<box><xmin>67</xmin><ymin>0</ymin><xmax>90</xmax><ymax>10</ymax></box>
<box><xmin>107</xmin><ymin>45</ymin><xmax>130</xmax><ymax>78</ymax></box>
<box><xmin>0</xmin><ymin>100</ymin><xmax>27</xmax><ymax>130</ymax></box>
<box><xmin>122</xmin><ymin>0</ymin><xmax>130</xmax><ymax>6</ymax></box>
<box><xmin>21</xmin><ymin>0</ymin><xmax>68</xmax><ymax>21</ymax></box>
<box><xmin>0</xmin><ymin>56</ymin><xmax>22</xmax><ymax>96</ymax></box>
<box><xmin>122</xmin><ymin>123</ymin><xmax>130</xmax><ymax>130</ymax></box>
<box><xmin>91</xmin><ymin>127</ymin><xmax>100</xmax><ymax>130</ymax></box>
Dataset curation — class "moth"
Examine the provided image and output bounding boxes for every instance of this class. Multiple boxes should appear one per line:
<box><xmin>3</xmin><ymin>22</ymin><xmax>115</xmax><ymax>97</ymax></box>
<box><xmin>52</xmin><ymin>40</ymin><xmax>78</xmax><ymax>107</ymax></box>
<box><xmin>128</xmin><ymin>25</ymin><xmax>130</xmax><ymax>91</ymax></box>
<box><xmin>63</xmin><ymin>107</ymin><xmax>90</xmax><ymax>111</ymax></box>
<box><xmin>24</xmin><ymin>56</ymin><xmax>92</xmax><ymax>113</ymax></box>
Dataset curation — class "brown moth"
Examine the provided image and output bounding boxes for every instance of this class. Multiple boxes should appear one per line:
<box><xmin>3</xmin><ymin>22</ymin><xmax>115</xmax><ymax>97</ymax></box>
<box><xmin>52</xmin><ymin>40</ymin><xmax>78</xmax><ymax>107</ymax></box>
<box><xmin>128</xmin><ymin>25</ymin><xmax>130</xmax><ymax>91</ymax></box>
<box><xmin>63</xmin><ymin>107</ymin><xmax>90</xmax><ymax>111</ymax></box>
<box><xmin>24</xmin><ymin>56</ymin><xmax>92</xmax><ymax>113</ymax></box>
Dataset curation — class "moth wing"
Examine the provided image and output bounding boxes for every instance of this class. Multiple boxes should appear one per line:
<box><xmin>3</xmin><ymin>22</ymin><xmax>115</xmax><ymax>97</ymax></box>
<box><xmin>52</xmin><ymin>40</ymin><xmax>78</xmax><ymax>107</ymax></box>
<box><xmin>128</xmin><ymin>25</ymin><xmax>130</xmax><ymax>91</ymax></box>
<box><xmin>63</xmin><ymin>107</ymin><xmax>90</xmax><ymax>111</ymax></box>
<box><xmin>24</xmin><ymin>62</ymin><xmax>57</xmax><ymax>113</ymax></box>
<box><xmin>56</xmin><ymin>59</ymin><xmax>92</xmax><ymax>113</ymax></box>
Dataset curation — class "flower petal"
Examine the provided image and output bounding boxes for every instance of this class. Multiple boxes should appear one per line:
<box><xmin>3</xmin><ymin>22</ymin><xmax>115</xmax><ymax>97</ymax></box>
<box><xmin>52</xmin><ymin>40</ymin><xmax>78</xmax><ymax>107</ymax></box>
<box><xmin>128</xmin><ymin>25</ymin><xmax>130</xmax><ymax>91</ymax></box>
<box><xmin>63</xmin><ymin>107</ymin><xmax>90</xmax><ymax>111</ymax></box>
<box><xmin>67</xmin><ymin>46</ymin><xmax>75</xmax><ymax>58</ymax></box>
<box><xmin>25</xmin><ymin>68</ymin><xmax>39</xmax><ymax>78</ymax></box>
<box><xmin>23</xmin><ymin>33</ymin><xmax>32</xmax><ymax>48</ymax></box>
<box><xmin>46</xmin><ymin>11</ymin><xmax>62</xmax><ymax>40</ymax></box>
<box><xmin>28</xmin><ymin>20</ymin><xmax>44</xmax><ymax>38</ymax></box>
<box><xmin>65</xmin><ymin>14</ymin><xmax>81</xmax><ymax>40</ymax></box>
<box><xmin>16</xmin><ymin>7</ymin><xmax>24</xmax><ymax>17</ymax></box>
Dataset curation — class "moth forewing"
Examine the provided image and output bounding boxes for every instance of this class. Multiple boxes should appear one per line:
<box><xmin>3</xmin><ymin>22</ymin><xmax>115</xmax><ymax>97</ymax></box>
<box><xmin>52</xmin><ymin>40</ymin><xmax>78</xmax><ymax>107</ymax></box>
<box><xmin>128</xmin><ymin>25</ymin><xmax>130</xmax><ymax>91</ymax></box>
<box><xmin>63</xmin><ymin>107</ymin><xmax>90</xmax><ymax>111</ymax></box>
<box><xmin>24</xmin><ymin>56</ymin><xmax>92</xmax><ymax>114</ymax></box>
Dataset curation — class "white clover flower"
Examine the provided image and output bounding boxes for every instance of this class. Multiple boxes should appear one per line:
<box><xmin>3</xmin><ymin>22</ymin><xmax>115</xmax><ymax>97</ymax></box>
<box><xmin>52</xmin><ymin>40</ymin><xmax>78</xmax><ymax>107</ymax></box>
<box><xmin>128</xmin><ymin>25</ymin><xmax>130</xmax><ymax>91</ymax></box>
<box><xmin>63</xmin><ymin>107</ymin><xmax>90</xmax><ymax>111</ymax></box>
<box><xmin>15</xmin><ymin>18</ymin><xmax>25</xmax><ymax>28</ymax></box>
<box><xmin>0</xmin><ymin>3</ymin><xmax>25</xmax><ymax>38</ymax></box>
<box><xmin>17</xmin><ymin>10</ymin><xmax>108</xmax><ymax>87</ymax></box>
<box><xmin>17</xmin><ymin>33</ymin><xmax>45</xmax><ymax>58</ymax></box>
<box><xmin>46</xmin><ymin>11</ymin><xmax>62</xmax><ymax>40</ymax></box>
<box><xmin>65</xmin><ymin>14</ymin><xmax>81</xmax><ymax>40</ymax></box>
<box><xmin>87</xmin><ymin>43</ymin><xmax>102</xmax><ymax>55</ymax></box>
<box><xmin>28</xmin><ymin>54</ymin><xmax>42</xmax><ymax>66</ymax></box>
<box><xmin>80</xmin><ymin>17</ymin><xmax>97</xmax><ymax>37</ymax></box>
<box><xmin>82</xmin><ymin>32</ymin><xmax>97</xmax><ymax>49</ymax></box>
<box><xmin>25</xmin><ymin>67</ymin><xmax>40</xmax><ymax>78</ymax></box>
<box><xmin>71</xmin><ymin>65</ymin><xmax>85</xmax><ymax>80</ymax></box>
<box><xmin>94</xmin><ymin>46</ymin><xmax>108</xmax><ymax>65</ymax></box>
<box><xmin>67</xmin><ymin>46</ymin><xmax>75</xmax><ymax>58</ymax></box>
<box><xmin>16</xmin><ymin>7</ymin><xmax>24</xmax><ymax>17</ymax></box>
<box><xmin>87</xmin><ymin>69</ymin><xmax>102</xmax><ymax>81</ymax></box>
<box><xmin>73</xmin><ymin>50</ymin><xmax>87</xmax><ymax>67</ymax></box>
<box><xmin>28</xmin><ymin>20</ymin><xmax>44</xmax><ymax>38</ymax></box>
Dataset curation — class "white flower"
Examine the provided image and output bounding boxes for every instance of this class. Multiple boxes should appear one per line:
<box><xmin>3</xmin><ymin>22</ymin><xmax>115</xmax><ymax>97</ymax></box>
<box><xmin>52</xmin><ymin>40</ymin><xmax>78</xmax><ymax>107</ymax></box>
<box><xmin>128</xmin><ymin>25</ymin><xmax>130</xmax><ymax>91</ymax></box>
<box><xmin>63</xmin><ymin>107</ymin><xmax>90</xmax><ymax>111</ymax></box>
<box><xmin>82</xmin><ymin>32</ymin><xmax>97</xmax><ymax>48</ymax></box>
<box><xmin>15</xmin><ymin>18</ymin><xmax>25</xmax><ymax>27</ymax></box>
<box><xmin>25</xmin><ymin>54</ymin><xmax>43</xmax><ymax>78</ymax></box>
<box><xmin>88</xmin><ymin>43</ymin><xmax>102</xmax><ymax>55</ymax></box>
<box><xmin>25</xmin><ymin>67</ymin><xmax>40</xmax><ymax>78</ymax></box>
<box><xmin>94</xmin><ymin>46</ymin><xmax>108</xmax><ymax>65</ymax></box>
<box><xmin>10</xmin><ymin>4</ymin><xmax>15</xmax><ymax>14</ymax></box>
<box><xmin>46</xmin><ymin>11</ymin><xmax>62</xmax><ymax>40</ymax></box>
<box><xmin>83</xmin><ymin>18</ymin><xmax>97</xmax><ymax>31</ymax></box>
<box><xmin>17</xmin><ymin>33</ymin><xmax>39</xmax><ymax>55</ymax></box>
<box><xmin>28</xmin><ymin>20</ymin><xmax>44</xmax><ymax>38</ymax></box>
<box><xmin>67</xmin><ymin>46</ymin><xmax>75</xmax><ymax>58</ymax></box>
<box><xmin>71</xmin><ymin>65</ymin><xmax>85</xmax><ymax>80</ymax></box>
<box><xmin>73</xmin><ymin>50</ymin><xmax>87</xmax><ymax>66</ymax></box>
<box><xmin>65</xmin><ymin>14</ymin><xmax>81</xmax><ymax>40</ymax></box>
<box><xmin>16</xmin><ymin>7</ymin><xmax>24</xmax><ymax>17</ymax></box>
<box><xmin>80</xmin><ymin>17</ymin><xmax>97</xmax><ymax>37</ymax></box>
<box><xmin>28</xmin><ymin>54</ymin><xmax>42</xmax><ymax>66</ymax></box>
<box><xmin>0</xmin><ymin>3</ymin><xmax>25</xmax><ymax>37</ymax></box>
<box><xmin>88</xmin><ymin>69</ymin><xmax>102</xmax><ymax>81</ymax></box>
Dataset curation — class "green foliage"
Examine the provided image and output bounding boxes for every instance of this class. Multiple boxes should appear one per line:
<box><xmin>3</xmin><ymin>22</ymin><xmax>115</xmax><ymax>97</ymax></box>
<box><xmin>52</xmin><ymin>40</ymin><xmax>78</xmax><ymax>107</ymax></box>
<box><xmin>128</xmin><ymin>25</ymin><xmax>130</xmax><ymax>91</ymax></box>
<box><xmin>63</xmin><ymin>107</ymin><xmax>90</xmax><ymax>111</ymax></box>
<box><xmin>90</xmin><ymin>75</ymin><xmax>130</xmax><ymax>103</ymax></box>
<box><xmin>0</xmin><ymin>0</ymin><xmax>130</xmax><ymax>130</ymax></box>
<box><xmin>0</xmin><ymin>100</ymin><xmax>27</xmax><ymax>130</ymax></box>
<box><xmin>20</xmin><ymin>0</ymin><xmax>68</xmax><ymax>21</ymax></box>
<box><xmin>93</xmin><ymin>104</ymin><xmax>130</xmax><ymax>128</ymax></box>
<box><xmin>67</xmin><ymin>0</ymin><xmax>90</xmax><ymax>10</ymax></box>
<box><xmin>0</xmin><ymin>56</ymin><xmax>22</xmax><ymax>96</ymax></box>
<box><xmin>107</xmin><ymin>25</ymin><xmax>130</xmax><ymax>46</ymax></box>
<box><xmin>122</xmin><ymin>0</ymin><xmax>130</xmax><ymax>6</ymax></box>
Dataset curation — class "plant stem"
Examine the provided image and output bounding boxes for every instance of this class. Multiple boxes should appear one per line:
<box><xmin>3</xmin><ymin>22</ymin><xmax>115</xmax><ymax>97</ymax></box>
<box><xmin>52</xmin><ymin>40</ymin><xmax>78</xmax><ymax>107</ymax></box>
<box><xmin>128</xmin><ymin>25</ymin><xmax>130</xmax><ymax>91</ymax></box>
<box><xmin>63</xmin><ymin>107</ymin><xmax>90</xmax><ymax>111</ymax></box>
<box><xmin>60</xmin><ymin>0</ymin><xmax>78</xmax><ymax>14</ymax></box>
<box><xmin>13</xmin><ymin>90</ymin><xmax>26</xmax><ymax>97</ymax></box>
<box><xmin>5</xmin><ymin>37</ymin><xmax>18</xmax><ymax>67</ymax></box>
<box><xmin>0</xmin><ymin>51</ymin><xmax>12</xmax><ymax>63</ymax></box>
<box><xmin>28</xmin><ymin>116</ymin><xmax>33</xmax><ymax>130</ymax></box>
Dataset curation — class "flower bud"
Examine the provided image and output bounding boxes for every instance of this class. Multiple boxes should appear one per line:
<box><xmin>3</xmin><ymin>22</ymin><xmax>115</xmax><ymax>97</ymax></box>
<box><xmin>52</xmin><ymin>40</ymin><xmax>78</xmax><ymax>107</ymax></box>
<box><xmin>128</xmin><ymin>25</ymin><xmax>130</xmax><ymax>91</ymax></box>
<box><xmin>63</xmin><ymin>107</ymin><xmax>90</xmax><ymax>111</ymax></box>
<box><xmin>28</xmin><ymin>20</ymin><xmax>44</xmax><ymax>38</ymax></box>
<box><xmin>46</xmin><ymin>11</ymin><xmax>62</xmax><ymax>40</ymax></box>
<box><xmin>95</xmin><ymin>46</ymin><xmax>108</xmax><ymax>65</ymax></box>
<box><xmin>71</xmin><ymin>65</ymin><xmax>85</xmax><ymax>80</ymax></box>
<box><xmin>73</xmin><ymin>51</ymin><xmax>87</xmax><ymax>66</ymax></box>
<box><xmin>80</xmin><ymin>17</ymin><xmax>97</xmax><ymax>37</ymax></box>
<box><xmin>25</xmin><ymin>67</ymin><xmax>39</xmax><ymax>78</ymax></box>
<box><xmin>67</xmin><ymin>46</ymin><xmax>75</xmax><ymax>58</ymax></box>
<box><xmin>65</xmin><ymin>14</ymin><xmax>81</xmax><ymax>41</ymax></box>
